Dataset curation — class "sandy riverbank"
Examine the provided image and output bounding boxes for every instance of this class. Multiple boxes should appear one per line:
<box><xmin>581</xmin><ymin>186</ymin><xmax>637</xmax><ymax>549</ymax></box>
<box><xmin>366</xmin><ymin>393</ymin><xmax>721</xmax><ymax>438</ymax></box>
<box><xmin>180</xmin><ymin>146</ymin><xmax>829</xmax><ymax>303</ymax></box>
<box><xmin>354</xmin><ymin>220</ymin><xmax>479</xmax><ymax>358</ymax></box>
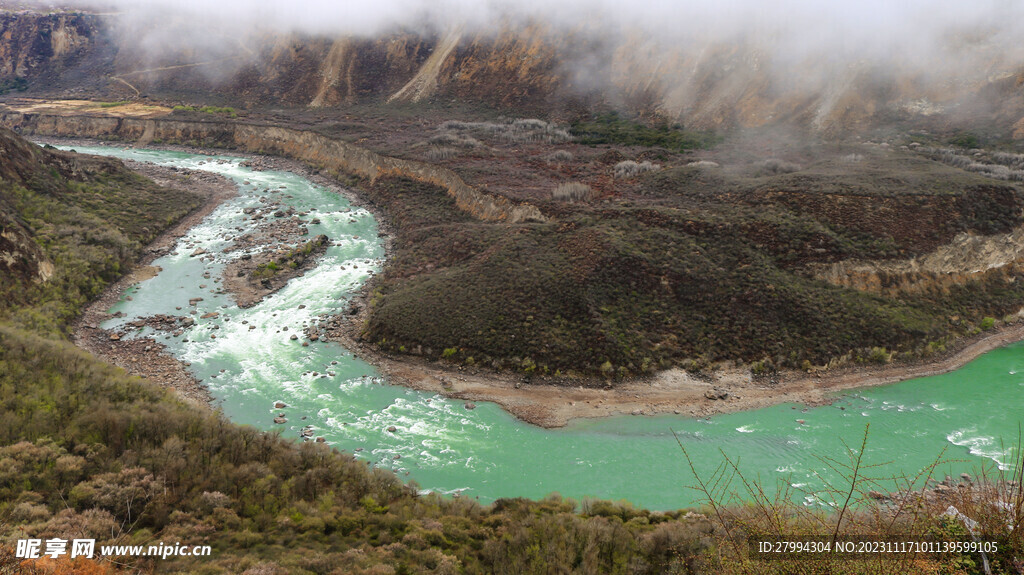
<box><xmin>333</xmin><ymin>286</ymin><xmax>1024</xmax><ymax>428</ymax></box>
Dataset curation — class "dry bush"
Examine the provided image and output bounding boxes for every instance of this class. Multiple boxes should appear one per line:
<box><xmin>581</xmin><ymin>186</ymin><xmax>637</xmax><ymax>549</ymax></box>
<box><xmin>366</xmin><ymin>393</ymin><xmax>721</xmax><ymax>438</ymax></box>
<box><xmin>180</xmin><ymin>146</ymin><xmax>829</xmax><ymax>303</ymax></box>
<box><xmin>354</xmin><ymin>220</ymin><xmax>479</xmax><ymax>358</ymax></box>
<box><xmin>991</xmin><ymin>151</ymin><xmax>1024</xmax><ymax>169</ymax></box>
<box><xmin>438</xmin><ymin>118</ymin><xmax>571</xmax><ymax>145</ymax></box>
<box><xmin>686</xmin><ymin>160</ymin><xmax>720</xmax><ymax>169</ymax></box>
<box><xmin>842</xmin><ymin>153</ymin><xmax>864</xmax><ymax>163</ymax></box>
<box><xmin>613</xmin><ymin>160</ymin><xmax>660</xmax><ymax>178</ymax></box>
<box><xmin>921</xmin><ymin>146</ymin><xmax>1024</xmax><ymax>181</ymax></box>
<box><xmin>551</xmin><ymin>182</ymin><xmax>594</xmax><ymax>202</ymax></box>
<box><xmin>425</xmin><ymin>146</ymin><xmax>459</xmax><ymax>162</ymax></box>
<box><xmin>754</xmin><ymin>158</ymin><xmax>801</xmax><ymax>176</ymax></box>
<box><xmin>545</xmin><ymin>150</ymin><xmax>574</xmax><ymax>164</ymax></box>
<box><xmin>427</xmin><ymin>132</ymin><xmax>482</xmax><ymax>149</ymax></box>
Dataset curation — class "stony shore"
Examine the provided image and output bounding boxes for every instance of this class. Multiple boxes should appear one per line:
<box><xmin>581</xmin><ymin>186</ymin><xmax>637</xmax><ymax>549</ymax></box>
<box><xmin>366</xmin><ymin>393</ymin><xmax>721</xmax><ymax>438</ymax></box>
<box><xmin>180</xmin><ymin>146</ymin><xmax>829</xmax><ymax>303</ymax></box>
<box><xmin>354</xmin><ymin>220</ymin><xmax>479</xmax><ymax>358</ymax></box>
<box><xmin>71</xmin><ymin>159</ymin><xmax>235</xmax><ymax>408</ymax></box>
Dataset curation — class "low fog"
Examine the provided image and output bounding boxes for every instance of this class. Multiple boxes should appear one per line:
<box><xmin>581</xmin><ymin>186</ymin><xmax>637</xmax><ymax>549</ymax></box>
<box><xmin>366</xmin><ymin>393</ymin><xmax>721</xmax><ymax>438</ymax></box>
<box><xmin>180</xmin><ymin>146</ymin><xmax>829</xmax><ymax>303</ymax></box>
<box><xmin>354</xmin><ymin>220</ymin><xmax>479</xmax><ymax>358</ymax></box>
<box><xmin>87</xmin><ymin>0</ymin><xmax>1024</xmax><ymax>65</ymax></box>
<box><xmin>31</xmin><ymin>0</ymin><xmax>1024</xmax><ymax>124</ymax></box>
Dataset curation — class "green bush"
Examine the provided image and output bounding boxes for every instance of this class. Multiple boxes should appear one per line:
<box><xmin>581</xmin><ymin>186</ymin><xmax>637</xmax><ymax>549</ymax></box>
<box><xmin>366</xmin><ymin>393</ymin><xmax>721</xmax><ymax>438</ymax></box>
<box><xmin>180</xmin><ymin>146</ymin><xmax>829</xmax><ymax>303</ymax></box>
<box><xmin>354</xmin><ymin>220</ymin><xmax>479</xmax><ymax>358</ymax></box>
<box><xmin>570</xmin><ymin>112</ymin><xmax>718</xmax><ymax>151</ymax></box>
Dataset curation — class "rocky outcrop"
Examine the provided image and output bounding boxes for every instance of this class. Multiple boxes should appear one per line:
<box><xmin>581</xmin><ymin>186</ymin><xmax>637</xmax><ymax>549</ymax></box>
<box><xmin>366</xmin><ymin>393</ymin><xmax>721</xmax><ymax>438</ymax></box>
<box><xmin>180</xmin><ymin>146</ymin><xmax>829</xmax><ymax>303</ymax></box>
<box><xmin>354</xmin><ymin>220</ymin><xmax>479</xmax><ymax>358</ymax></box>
<box><xmin>0</xmin><ymin>204</ymin><xmax>52</xmax><ymax>284</ymax></box>
<box><xmin>0</xmin><ymin>11</ymin><xmax>106</xmax><ymax>90</ymax></box>
<box><xmin>0</xmin><ymin>112</ymin><xmax>547</xmax><ymax>223</ymax></box>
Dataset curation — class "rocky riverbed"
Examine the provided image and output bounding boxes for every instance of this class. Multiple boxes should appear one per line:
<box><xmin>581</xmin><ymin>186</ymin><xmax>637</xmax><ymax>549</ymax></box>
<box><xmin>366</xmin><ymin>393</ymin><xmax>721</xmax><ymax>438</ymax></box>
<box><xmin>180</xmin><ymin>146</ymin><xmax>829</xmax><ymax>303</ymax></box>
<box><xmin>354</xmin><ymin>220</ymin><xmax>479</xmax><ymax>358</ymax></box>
<box><xmin>72</xmin><ymin>160</ymin><xmax>235</xmax><ymax>407</ymax></box>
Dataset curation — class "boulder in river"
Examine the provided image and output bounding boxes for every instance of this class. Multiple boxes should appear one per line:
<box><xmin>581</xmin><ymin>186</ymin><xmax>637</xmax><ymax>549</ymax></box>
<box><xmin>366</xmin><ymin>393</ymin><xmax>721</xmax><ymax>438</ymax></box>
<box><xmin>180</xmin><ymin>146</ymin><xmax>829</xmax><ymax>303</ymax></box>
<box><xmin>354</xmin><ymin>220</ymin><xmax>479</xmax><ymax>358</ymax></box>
<box><xmin>274</xmin><ymin>416</ymin><xmax>287</xmax><ymax>424</ymax></box>
<box><xmin>387</xmin><ymin>426</ymin><xmax>397</xmax><ymax>433</ymax></box>
<box><xmin>464</xmin><ymin>402</ymin><xmax>477</xmax><ymax>410</ymax></box>
<box><xmin>274</xmin><ymin>401</ymin><xmax>287</xmax><ymax>409</ymax></box>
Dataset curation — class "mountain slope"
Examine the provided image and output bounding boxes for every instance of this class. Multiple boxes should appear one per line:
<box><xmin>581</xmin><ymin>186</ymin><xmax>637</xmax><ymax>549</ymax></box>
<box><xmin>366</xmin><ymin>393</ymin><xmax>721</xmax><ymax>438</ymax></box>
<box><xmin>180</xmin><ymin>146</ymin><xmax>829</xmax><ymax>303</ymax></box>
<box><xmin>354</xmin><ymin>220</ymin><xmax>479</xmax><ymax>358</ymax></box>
<box><xmin>0</xmin><ymin>126</ymin><xmax>201</xmax><ymax>334</ymax></box>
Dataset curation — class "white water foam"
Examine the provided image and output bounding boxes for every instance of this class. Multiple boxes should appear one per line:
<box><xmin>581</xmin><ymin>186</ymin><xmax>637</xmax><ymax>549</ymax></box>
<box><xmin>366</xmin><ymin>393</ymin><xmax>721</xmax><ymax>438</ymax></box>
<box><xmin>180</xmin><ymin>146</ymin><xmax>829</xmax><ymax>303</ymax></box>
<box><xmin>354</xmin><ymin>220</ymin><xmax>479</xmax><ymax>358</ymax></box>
<box><xmin>947</xmin><ymin>428</ymin><xmax>1013</xmax><ymax>470</ymax></box>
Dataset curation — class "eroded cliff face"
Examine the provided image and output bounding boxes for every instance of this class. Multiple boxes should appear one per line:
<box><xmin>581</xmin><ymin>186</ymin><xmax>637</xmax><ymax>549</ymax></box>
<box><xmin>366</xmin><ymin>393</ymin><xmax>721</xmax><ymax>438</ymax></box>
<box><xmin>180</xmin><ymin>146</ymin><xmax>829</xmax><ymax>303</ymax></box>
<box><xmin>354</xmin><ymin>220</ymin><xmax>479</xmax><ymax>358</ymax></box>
<box><xmin>5</xmin><ymin>10</ymin><xmax>1024</xmax><ymax>136</ymax></box>
<box><xmin>813</xmin><ymin>229</ymin><xmax>1024</xmax><ymax>297</ymax></box>
<box><xmin>0</xmin><ymin>112</ymin><xmax>546</xmax><ymax>223</ymax></box>
<box><xmin>0</xmin><ymin>11</ymin><xmax>109</xmax><ymax>91</ymax></box>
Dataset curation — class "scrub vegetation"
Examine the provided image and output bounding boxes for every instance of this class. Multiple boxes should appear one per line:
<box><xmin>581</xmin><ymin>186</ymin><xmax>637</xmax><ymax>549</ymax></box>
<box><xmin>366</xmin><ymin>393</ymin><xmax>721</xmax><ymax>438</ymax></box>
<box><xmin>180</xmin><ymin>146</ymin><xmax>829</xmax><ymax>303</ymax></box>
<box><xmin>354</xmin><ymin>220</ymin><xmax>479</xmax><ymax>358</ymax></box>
<box><xmin>172</xmin><ymin>105</ymin><xmax>239</xmax><ymax>118</ymax></box>
<box><xmin>570</xmin><ymin>112</ymin><xmax>719</xmax><ymax>152</ymax></box>
<box><xmin>0</xmin><ymin>130</ymin><xmax>202</xmax><ymax>337</ymax></box>
<box><xmin>2</xmin><ymin>122</ymin><xmax>1023</xmax><ymax>575</ymax></box>
<box><xmin>360</xmin><ymin>150</ymin><xmax>1024</xmax><ymax>378</ymax></box>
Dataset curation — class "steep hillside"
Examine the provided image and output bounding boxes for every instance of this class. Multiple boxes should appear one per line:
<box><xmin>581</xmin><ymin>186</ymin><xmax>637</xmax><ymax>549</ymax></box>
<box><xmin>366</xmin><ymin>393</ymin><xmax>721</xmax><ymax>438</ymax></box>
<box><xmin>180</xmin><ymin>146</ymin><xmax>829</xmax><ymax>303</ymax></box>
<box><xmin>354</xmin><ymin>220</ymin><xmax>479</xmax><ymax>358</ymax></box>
<box><xmin>0</xmin><ymin>126</ymin><xmax>201</xmax><ymax>335</ymax></box>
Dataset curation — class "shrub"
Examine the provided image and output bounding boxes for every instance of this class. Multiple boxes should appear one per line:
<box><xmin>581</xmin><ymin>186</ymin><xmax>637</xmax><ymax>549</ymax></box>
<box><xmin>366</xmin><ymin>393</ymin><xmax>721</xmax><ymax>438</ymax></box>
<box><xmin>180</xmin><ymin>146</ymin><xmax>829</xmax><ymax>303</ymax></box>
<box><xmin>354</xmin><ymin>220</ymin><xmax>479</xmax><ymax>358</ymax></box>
<box><xmin>754</xmin><ymin>158</ymin><xmax>801</xmax><ymax>176</ymax></box>
<box><xmin>613</xmin><ymin>160</ymin><xmax>660</xmax><ymax>178</ymax></box>
<box><xmin>867</xmin><ymin>346</ymin><xmax>891</xmax><ymax>364</ymax></box>
<box><xmin>551</xmin><ymin>182</ymin><xmax>594</xmax><ymax>202</ymax></box>
<box><xmin>425</xmin><ymin>146</ymin><xmax>459</xmax><ymax>162</ymax></box>
<box><xmin>685</xmin><ymin>160</ymin><xmax>720</xmax><ymax>169</ymax></box>
<box><xmin>949</xmin><ymin>132</ymin><xmax>980</xmax><ymax>149</ymax></box>
<box><xmin>0</xmin><ymin>77</ymin><xmax>28</xmax><ymax>94</ymax></box>
<box><xmin>545</xmin><ymin>150</ymin><xmax>574</xmax><ymax>164</ymax></box>
<box><xmin>570</xmin><ymin>112</ymin><xmax>718</xmax><ymax>151</ymax></box>
<box><xmin>438</xmin><ymin>118</ymin><xmax>572</xmax><ymax>144</ymax></box>
<box><xmin>981</xmin><ymin>316</ymin><xmax>996</xmax><ymax>331</ymax></box>
<box><xmin>920</xmin><ymin>147</ymin><xmax>1024</xmax><ymax>182</ymax></box>
<box><xmin>428</xmin><ymin>132</ymin><xmax>483</xmax><ymax>148</ymax></box>
<box><xmin>172</xmin><ymin>105</ymin><xmax>238</xmax><ymax>118</ymax></box>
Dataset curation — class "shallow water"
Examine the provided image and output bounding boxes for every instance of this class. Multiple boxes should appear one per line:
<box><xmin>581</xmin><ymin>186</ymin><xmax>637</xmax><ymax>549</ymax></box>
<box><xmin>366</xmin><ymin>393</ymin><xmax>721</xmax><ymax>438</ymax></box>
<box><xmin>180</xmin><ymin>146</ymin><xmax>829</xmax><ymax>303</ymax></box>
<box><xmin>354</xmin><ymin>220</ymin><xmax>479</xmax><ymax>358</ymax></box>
<box><xmin>65</xmin><ymin>143</ymin><xmax>1022</xmax><ymax>510</ymax></box>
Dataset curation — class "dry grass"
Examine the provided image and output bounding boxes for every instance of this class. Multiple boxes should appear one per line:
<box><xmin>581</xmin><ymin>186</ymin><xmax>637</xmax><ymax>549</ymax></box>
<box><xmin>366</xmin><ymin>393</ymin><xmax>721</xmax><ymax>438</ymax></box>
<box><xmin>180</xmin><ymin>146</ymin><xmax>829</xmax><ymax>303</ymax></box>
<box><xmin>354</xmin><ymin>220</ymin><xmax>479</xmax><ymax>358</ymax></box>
<box><xmin>425</xmin><ymin>146</ymin><xmax>459</xmax><ymax>162</ymax></box>
<box><xmin>922</xmin><ymin>146</ymin><xmax>1024</xmax><ymax>182</ymax></box>
<box><xmin>551</xmin><ymin>182</ymin><xmax>594</xmax><ymax>202</ymax></box>
<box><xmin>678</xmin><ymin>423</ymin><xmax>1024</xmax><ymax>574</ymax></box>
<box><xmin>438</xmin><ymin>118</ymin><xmax>572</xmax><ymax>145</ymax></box>
<box><xmin>427</xmin><ymin>132</ymin><xmax>483</xmax><ymax>149</ymax></box>
<box><xmin>613</xmin><ymin>160</ymin><xmax>660</xmax><ymax>178</ymax></box>
<box><xmin>545</xmin><ymin>150</ymin><xmax>574</xmax><ymax>164</ymax></box>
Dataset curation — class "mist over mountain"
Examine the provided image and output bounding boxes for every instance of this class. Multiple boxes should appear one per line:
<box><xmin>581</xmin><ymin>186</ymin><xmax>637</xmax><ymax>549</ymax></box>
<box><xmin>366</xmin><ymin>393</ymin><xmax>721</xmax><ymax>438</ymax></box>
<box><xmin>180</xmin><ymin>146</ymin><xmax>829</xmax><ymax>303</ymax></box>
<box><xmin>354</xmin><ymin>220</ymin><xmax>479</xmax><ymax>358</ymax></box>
<box><xmin>6</xmin><ymin>0</ymin><xmax>1024</xmax><ymax>135</ymax></box>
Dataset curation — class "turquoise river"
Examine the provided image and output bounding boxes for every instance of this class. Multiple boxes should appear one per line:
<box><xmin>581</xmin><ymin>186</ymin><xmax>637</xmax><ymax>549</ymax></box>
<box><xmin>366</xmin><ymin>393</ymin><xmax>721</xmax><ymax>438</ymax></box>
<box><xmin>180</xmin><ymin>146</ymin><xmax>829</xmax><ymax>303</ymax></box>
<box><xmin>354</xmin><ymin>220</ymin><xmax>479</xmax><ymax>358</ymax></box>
<box><xmin>65</xmin><ymin>144</ymin><xmax>1023</xmax><ymax>511</ymax></box>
